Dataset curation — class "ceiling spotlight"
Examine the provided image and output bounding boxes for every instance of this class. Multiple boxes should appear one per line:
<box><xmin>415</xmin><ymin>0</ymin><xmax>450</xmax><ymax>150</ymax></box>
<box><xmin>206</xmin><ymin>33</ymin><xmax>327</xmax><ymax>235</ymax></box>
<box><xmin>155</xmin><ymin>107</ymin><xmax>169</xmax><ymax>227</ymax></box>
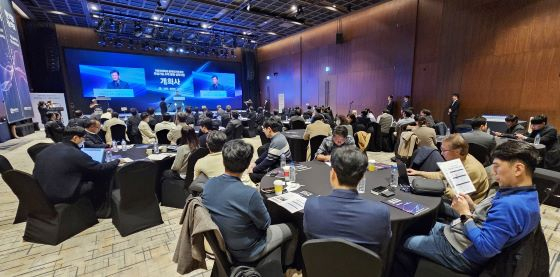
<box><xmin>201</xmin><ymin>23</ymin><xmax>209</xmax><ymax>29</ymax></box>
<box><xmin>89</xmin><ymin>3</ymin><xmax>99</xmax><ymax>11</ymax></box>
<box><xmin>178</xmin><ymin>48</ymin><xmax>184</xmax><ymax>53</ymax></box>
<box><xmin>291</xmin><ymin>5</ymin><xmax>297</xmax><ymax>12</ymax></box>
<box><xmin>152</xmin><ymin>14</ymin><xmax>160</xmax><ymax>21</ymax></box>
<box><xmin>167</xmin><ymin>46</ymin><xmax>174</xmax><ymax>52</ymax></box>
<box><xmin>246</xmin><ymin>1</ymin><xmax>251</xmax><ymax>11</ymax></box>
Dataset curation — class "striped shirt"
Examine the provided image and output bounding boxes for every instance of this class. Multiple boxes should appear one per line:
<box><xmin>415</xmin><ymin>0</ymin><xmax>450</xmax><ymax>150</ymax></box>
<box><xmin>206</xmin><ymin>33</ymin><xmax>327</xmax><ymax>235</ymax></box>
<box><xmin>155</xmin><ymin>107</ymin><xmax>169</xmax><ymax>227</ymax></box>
<box><xmin>253</xmin><ymin>133</ymin><xmax>291</xmax><ymax>173</ymax></box>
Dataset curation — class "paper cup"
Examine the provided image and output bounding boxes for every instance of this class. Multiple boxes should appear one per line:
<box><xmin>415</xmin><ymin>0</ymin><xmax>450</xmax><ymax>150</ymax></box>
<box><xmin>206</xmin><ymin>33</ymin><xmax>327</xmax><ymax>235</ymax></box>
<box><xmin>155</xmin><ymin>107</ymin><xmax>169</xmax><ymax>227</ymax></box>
<box><xmin>273</xmin><ymin>180</ymin><xmax>284</xmax><ymax>195</ymax></box>
<box><xmin>146</xmin><ymin>149</ymin><xmax>153</xmax><ymax>155</ymax></box>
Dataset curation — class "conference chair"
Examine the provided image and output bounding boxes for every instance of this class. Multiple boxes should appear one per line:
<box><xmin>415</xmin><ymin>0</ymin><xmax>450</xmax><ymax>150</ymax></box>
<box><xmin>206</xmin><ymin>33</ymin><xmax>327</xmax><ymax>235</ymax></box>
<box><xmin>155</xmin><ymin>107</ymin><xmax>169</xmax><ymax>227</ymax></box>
<box><xmin>27</xmin><ymin>142</ymin><xmax>54</xmax><ymax>162</ymax></box>
<box><xmin>533</xmin><ymin>168</ymin><xmax>560</xmax><ymax>207</ymax></box>
<box><xmin>155</xmin><ymin>129</ymin><xmax>171</xmax><ymax>144</ymax></box>
<box><xmin>258</xmin><ymin>129</ymin><xmax>270</xmax><ymax>145</ymax></box>
<box><xmin>0</xmin><ymin>155</ymin><xmax>26</xmax><ymax>224</ymax></box>
<box><xmin>367</xmin><ymin>122</ymin><xmax>382</xmax><ymax>152</ymax></box>
<box><xmin>433</xmin><ymin>122</ymin><xmax>447</xmax><ymax>136</ymax></box>
<box><xmin>221</xmin><ymin>117</ymin><xmax>230</xmax><ymax>128</ymax></box>
<box><xmin>381</xmin><ymin>126</ymin><xmax>396</xmax><ymax>152</ymax></box>
<box><xmin>290</xmin><ymin>120</ymin><xmax>306</xmax><ymax>130</ymax></box>
<box><xmin>110</xmin><ymin>124</ymin><xmax>127</xmax><ymax>143</ymax></box>
<box><xmin>468</xmin><ymin>143</ymin><xmax>491</xmax><ymax>167</ymax></box>
<box><xmin>455</xmin><ymin>124</ymin><xmax>472</xmax><ymax>133</ymax></box>
<box><xmin>2</xmin><ymin>170</ymin><xmax>98</xmax><ymax>245</ymax></box>
<box><xmin>243</xmin><ymin>118</ymin><xmax>258</xmax><ymax>138</ymax></box>
<box><xmin>203</xmin><ymin>223</ymin><xmax>283</xmax><ymax>277</ymax></box>
<box><xmin>111</xmin><ymin>160</ymin><xmax>163</xmax><ymax>236</ymax></box>
<box><xmin>302</xmin><ymin>238</ymin><xmax>383</xmax><ymax>277</ymax></box>
<box><xmin>309</xmin><ymin>135</ymin><xmax>327</xmax><ymax>160</ymax></box>
<box><xmin>414</xmin><ymin>225</ymin><xmax>548</xmax><ymax>277</ymax></box>
<box><xmin>183</xmin><ymin>147</ymin><xmax>210</xmax><ymax>196</ymax></box>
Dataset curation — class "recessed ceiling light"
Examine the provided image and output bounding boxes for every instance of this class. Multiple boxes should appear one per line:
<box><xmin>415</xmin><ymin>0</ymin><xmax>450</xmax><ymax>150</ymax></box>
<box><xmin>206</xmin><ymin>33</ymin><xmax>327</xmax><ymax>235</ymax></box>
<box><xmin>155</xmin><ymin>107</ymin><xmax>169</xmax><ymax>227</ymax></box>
<box><xmin>267</xmin><ymin>32</ymin><xmax>277</xmax><ymax>36</ymax></box>
<box><xmin>151</xmin><ymin>14</ymin><xmax>160</xmax><ymax>21</ymax></box>
<box><xmin>89</xmin><ymin>3</ymin><xmax>99</xmax><ymax>11</ymax></box>
<box><xmin>291</xmin><ymin>5</ymin><xmax>297</xmax><ymax>11</ymax></box>
<box><xmin>49</xmin><ymin>10</ymin><xmax>68</xmax><ymax>16</ymax></box>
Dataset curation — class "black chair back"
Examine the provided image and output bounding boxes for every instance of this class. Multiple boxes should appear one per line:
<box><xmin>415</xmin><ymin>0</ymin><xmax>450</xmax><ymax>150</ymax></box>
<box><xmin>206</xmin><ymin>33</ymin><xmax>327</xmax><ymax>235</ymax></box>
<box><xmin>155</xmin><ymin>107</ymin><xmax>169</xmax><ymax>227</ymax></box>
<box><xmin>456</xmin><ymin>124</ymin><xmax>472</xmax><ymax>133</ymax></box>
<box><xmin>302</xmin><ymin>238</ymin><xmax>382</xmax><ymax>277</ymax></box>
<box><xmin>290</xmin><ymin>121</ymin><xmax>306</xmax><ymax>130</ymax></box>
<box><xmin>115</xmin><ymin>161</ymin><xmax>159</xmax><ymax>209</ymax></box>
<box><xmin>533</xmin><ymin>168</ymin><xmax>560</xmax><ymax>207</ymax></box>
<box><xmin>155</xmin><ymin>129</ymin><xmax>171</xmax><ymax>144</ymax></box>
<box><xmin>221</xmin><ymin>117</ymin><xmax>230</xmax><ymax>128</ymax></box>
<box><xmin>99</xmin><ymin>118</ymin><xmax>108</xmax><ymax>124</ymax></box>
<box><xmin>355</xmin><ymin>124</ymin><xmax>367</xmax><ymax>133</ymax></box>
<box><xmin>309</xmin><ymin>135</ymin><xmax>327</xmax><ymax>160</ymax></box>
<box><xmin>2</xmin><ymin>170</ymin><xmax>57</xmax><ymax>218</ymax></box>
<box><xmin>110</xmin><ymin>124</ymin><xmax>127</xmax><ymax>142</ymax></box>
<box><xmin>367</xmin><ymin>122</ymin><xmax>382</xmax><ymax>151</ymax></box>
<box><xmin>27</xmin><ymin>143</ymin><xmax>53</xmax><ymax>162</ymax></box>
<box><xmin>184</xmin><ymin>147</ymin><xmax>210</xmax><ymax>190</ymax></box>
<box><xmin>203</xmin><ymin>230</ymin><xmax>232</xmax><ymax>277</ymax></box>
<box><xmin>468</xmin><ymin>143</ymin><xmax>490</xmax><ymax>166</ymax></box>
<box><xmin>0</xmin><ymin>154</ymin><xmax>13</xmax><ymax>174</ymax></box>
<box><xmin>259</xmin><ymin>130</ymin><xmax>271</xmax><ymax>145</ymax></box>
<box><xmin>434</xmin><ymin>122</ymin><xmax>447</xmax><ymax>136</ymax></box>
<box><xmin>233</xmin><ymin>124</ymin><xmax>244</xmax><ymax>140</ymax></box>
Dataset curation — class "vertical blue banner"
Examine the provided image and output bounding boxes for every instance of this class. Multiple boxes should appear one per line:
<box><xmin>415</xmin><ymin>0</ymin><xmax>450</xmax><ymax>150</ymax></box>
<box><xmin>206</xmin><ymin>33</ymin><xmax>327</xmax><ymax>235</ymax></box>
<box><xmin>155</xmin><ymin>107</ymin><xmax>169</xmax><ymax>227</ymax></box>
<box><xmin>0</xmin><ymin>0</ymin><xmax>33</xmax><ymax>123</ymax></box>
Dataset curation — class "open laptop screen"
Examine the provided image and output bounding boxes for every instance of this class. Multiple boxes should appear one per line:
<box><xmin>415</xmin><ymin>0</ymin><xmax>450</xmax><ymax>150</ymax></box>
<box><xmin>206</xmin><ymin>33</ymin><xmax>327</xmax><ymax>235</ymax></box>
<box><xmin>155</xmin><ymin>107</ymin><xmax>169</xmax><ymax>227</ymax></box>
<box><xmin>81</xmin><ymin>148</ymin><xmax>105</xmax><ymax>163</ymax></box>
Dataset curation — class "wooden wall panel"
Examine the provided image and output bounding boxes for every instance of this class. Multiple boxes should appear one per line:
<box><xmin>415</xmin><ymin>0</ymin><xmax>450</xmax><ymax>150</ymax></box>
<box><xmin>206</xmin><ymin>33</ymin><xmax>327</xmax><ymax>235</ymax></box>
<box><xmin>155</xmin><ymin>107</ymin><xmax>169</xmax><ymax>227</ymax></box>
<box><xmin>413</xmin><ymin>0</ymin><xmax>560</xmax><ymax>127</ymax></box>
<box><xmin>257</xmin><ymin>0</ymin><xmax>418</xmax><ymax>116</ymax></box>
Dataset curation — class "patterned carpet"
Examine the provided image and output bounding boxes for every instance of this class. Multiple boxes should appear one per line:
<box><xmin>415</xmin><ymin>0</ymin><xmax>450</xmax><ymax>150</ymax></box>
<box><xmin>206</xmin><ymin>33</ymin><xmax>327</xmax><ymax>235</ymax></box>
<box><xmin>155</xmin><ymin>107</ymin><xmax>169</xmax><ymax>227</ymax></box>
<box><xmin>0</xmin><ymin>132</ymin><xmax>557</xmax><ymax>276</ymax></box>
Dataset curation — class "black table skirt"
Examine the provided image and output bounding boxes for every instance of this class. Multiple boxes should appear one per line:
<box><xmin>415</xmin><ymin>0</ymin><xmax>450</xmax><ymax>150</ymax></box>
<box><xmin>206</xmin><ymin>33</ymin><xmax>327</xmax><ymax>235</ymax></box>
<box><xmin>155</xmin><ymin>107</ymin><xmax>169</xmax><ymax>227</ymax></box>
<box><xmin>261</xmin><ymin>161</ymin><xmax>441</xmax><ymax>274</ymax></box>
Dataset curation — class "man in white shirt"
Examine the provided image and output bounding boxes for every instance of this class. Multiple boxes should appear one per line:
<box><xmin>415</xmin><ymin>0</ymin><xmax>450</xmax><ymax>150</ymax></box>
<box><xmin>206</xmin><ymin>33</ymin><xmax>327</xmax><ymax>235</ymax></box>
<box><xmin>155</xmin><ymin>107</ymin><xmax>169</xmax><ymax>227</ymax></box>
<box><xmin>154</xmin><ymin>113</ymin><xmax>176</xmax><ymax>134</ymax></box>
<box><xmin>102</xmin><ymin>112</ymin><xmax>128</xmax><ymax>144</ymax></box>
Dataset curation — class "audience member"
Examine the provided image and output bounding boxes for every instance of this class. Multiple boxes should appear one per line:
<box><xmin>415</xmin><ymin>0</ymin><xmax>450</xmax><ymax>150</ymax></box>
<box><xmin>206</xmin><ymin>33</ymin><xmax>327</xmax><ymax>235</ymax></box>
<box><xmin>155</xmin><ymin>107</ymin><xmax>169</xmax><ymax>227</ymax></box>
<box><xmin>396</xmin><ymin>109</ymin><xmax>415</xmax><ymax>128</ymax></box>
<box><xmin>315</xmin><ymin>126</ymin><xmax>356</xmax><ymax>161</ymax></box>
<box><xmin>139</xmin><ymin>112</ymin><xmax>156</xmax><ymax>144</ymax></box>
<box><xmin>168</xmin><ymin>112</ymin><xmax>188</xmax><ymax>145</ymax></box>
<box><xmin>126</xmin><ymin>108</ymin><xmax>142</xmax><ymax>144</ymax></box>
<box><xmin>198</xmin><ymin>118</ymin><xmax>213</xmax><ymax>149</ymax></box>
<box><xmin>146</xmin><ymin>107</ymin><xmax>159</xmax><ymax>130</ymax></box>
<box><xmin>33</xmin><ymin>126</ymin><xmax>121</xmax><ymax>208</ymax></box>
<box><xmin>413</xmin><ymin>116</ymin><xmax>437</xmax><ymax>149</ymax></box>
<box><xmin>303</xmin><ymin>114</ymin><xmax>332</xmax><ymax>140</ymax></box>
<box><xmin>224</xmin><ymin>111</ymin><xmax>242</xmax><ymax>140</ymax></box>
<box><xmin>44</xmin><ymin>112</ymin><xmax>64</xmax><ymax>142</ymax></box>
<box><xmin>407</xmin><ymin>134</ymin><xmax>489</xmax><ymax>204</ymax></box>
<box><xmin>419</xmin><ymin>109</ymin><xmax>435</xmax><ymax>127</ymax></box>
<box><xmin>289</xmin><ymin>108</ymin><xmax>306</xmax><ymax>128</ymax></box>
<box><xmin>249</xmin><ymin>118</ymin><xmax>291</xmax><ymax>183</ymax></box>
<box><xmin>337</xmin><ymin>114</ymin><xmax>353</xmax><ymax>135</ymax></box>
<box><xmin>102</xmin><ymin>112</ymin><xmax>128</xmax><ymax>144</ymax></box>
<box><xmin>516</xmin><ymin>114</ymin><xmax>558</xmax><ymax>150</ymax></box>
<box><xmin>160</xmin><ymin>97</ymin><xmax>168</xmax><ymax>114</ymax></box>
<box><xmin>67</xmin><ymin>110</ymin><xmax>88</xmax><ymax>128</ymax></box>
<box><xmin>202</xmin><ymin>139</ymin><xmax>298</xmax><ymax>264</ymax></box>
<box><xmin>167</xmin><ymin>126</ymin><xmax>199</xmax><ymax>179</ymax></box>
<box><xmin>100</xmin><ymin>108</ymin><xmax>113</xmax><ymax>120</ymax></box>
<box><xmin>401</xmin><ymin>141</ymin><xmax>540</xmax><ymax>275</ymax></box>
<box><xmin>304</xmin><ymin>146</ymin><xmax>391</xmax><ymax>253</ymax></box>
<box><xmin>154</xmin><ymin>113</ymin><xmax>176</xmax><ymax>133</ymax></box>
<box><xmin>386</xmin><ymin>95</ymin><xmax>395</xmax><ymax>115</ymax></box>
<box><xmin>184</xmin><ymin>106</ymin><xmax>196</xmax><ymax>125</ymax></box>
<box><xmin>378</xmin><ymin>109</ymin><xmax>394</xmax><ymax>134</ymax></box>
<box><xmin>348</xmin><ymin>113</ymin><xmax>358</xmax><ymax>133</ymax></box>
<box><xmin>357</xmin><ymin>110</ymin><xmax>370</xmax><ymax>127</ymax></box>
<box><xmin>493</xmin><ymin>114</ymin><xmax>525</xmax><ymax>137</ymax></box>
<box><xmin>366</xmin><ymin>108</ymin><xmax>377</xmax><ymax>123</ymax></box>
<box><xmin>194</xmin><ymin>131</ymin><xmax>227</xmax><ymax>179</ymax></box>
<box><xmin>461</xmin><ymin>116</ymin><xmax>496</xmax><ymax>152</ymax></box>
<box><xmin>84</xmin><ymin>120</ymin><xmax>108</xmax><ymax>148</ymax></box>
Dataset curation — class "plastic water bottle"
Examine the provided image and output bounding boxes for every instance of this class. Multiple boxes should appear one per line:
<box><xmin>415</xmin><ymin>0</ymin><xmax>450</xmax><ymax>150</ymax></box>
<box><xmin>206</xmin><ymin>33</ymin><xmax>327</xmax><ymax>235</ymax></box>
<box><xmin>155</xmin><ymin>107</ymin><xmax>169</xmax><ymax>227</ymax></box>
<box><xmin>153</xmin><ymin>138</ymin><xmax>160</xmax><ymax>154</ymax></box>
<box><xmin>105</xmin><ymin>149</ymin><xmax>113</xmax><ymax>162</ymax></box>
<box><xmin>534</xmin><ymin>133</ymin><xmax>541</xmax><ymax>145</ymax></box>
<box><xmin>289</xmin><ymin>162</ymin><xmax>296</xmax><ymax>182</ymax></box>
<box><xmin>280</xmin><ymin>153</ymin><xmax>286</xmax><ymax>168</ymax></box>
<box><xmin>390</xmin><ymin>165</ymin><xmax>399</xmax><ymax>190</ymax></box>
<box><xmin>357</xmin><ymin>175</ymin><xmax>366</xmax><ymax>193</ymax></box>
<box><xmin>446</xmin><ymin>128</ymin><xmax>451</xmax><ymax>136</ymax></box>
<box><xmin>121</xmin><ymin>140</ymin><xmax>127</xmax><ymax>152</ymax></box>
<box><xmin>112</xmin><ymin>141</ymin><xmax>119</xmax><ymax>152</ymax></box>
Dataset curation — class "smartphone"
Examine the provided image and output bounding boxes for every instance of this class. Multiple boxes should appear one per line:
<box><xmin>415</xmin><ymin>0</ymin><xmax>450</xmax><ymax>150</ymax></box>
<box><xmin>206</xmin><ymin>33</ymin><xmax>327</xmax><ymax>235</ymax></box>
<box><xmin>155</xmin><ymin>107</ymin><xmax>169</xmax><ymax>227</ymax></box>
<box><xmin>260</xmin><ymin>187</ymin><xmax>275</xmax><ymax>194</ymax></box>
<box><xmin>381</xmin><ymin>190</ymin><xmax>396</xmax><ymax>197</ymax></box>
<box><xmin>371</xmin><ymin>186</ymin><xmax>387</xmax><ymax>195</ymax></box>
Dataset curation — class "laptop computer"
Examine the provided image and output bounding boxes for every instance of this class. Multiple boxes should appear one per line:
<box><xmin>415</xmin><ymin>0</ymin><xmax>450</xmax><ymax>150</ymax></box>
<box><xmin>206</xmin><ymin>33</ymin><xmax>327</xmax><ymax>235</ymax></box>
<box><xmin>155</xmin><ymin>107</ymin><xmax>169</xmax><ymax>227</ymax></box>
<box><xmin>396</xmin><ymin>159</ymin><xmax>420</xmax><ymax>189</ymax></box>
<box><xmin>81</xmin><ymin>148</ymin><xmax>106</xmax><ymax>163</ymax></box>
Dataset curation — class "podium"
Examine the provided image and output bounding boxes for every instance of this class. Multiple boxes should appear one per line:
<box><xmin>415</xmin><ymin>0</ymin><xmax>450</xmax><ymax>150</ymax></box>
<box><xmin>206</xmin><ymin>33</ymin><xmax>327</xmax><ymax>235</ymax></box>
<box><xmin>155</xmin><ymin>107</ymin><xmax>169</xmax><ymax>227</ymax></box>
<box><xmin>95</xmin><ymin>96</ymin><xmax>112</xmax><ymax>109</ymax></box>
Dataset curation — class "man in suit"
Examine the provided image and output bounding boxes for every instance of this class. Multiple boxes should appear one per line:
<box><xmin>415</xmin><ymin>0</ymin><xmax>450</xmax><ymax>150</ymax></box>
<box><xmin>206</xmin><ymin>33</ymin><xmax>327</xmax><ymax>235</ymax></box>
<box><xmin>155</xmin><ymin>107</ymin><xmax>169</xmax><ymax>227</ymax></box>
<box><xmin>33</xmin><ymin>126</ymin><xmax>121</xmax><ymax>208</ymax></box>
<box><xmin>106</xmin><ymin>70</ymin><xmax>130</xmax><ymax>89</ymax></box>
<box><xmin>44</xmin><ymin>112</ymin><xmax>64</xmax><ymax>142</ymax></box>
<box><xmin>224</xmin><ymin>111</ymin><xmax>243</xmax><ymax>140</ymax></box>
<box><xmin>401</xmin><ymin>95</ymin><xmax>411</xmax><ymax>111</ymax></box>
<box><xmin>448</xmin><ymin>93</ymin><xmax>460</xmax><ymax>133</ymax></box>
<box><xmin>516</xmin><ymin>114</ymin><xmax>558</xmax><ymax>150</ymax></box>
<box><xmin>303</xmin><ymin>114</ymin><xmax>332</xmax><ymax>141</ymax></box>
<box><xmin>304</xmin><ymin>146</ymin><xmax>391</xmax><ymax>253</ymax></box>
<box><xmin>159</xmin><ymin>97</ymin><xmax>168</xmax><ymax>114</ymax></box>
<box><xmin>67</xmin><ymin>110</ymin><xmax>88</xmax><ymax>128</ymax></box>
<box><xmin>208</xmin><ymin>75</ymin><xmax>225</xmax><ymax>90</ymax></box>
<box><xmin>84</xmin><ymin>120</ymin><xmax>108</xmax><ymax>148</ymax></box>
<box><xmin>386</xmin><ymin>95</ymin><xmax>395</xmax><ymax>115</ymax></box>
<box><xmin>461</xmin><ymin>116</ymin><xmax>496</xmax><ymax>152</ymax></box>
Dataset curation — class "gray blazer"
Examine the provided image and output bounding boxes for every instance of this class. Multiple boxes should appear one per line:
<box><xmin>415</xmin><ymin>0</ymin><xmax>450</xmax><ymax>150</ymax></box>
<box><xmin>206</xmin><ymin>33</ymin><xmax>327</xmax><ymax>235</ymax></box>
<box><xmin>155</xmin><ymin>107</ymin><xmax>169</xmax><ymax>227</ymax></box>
<box><xmin>461</xmin><ymin>130</ymin><xmax>496</xmax><ymax>151</ymax></box>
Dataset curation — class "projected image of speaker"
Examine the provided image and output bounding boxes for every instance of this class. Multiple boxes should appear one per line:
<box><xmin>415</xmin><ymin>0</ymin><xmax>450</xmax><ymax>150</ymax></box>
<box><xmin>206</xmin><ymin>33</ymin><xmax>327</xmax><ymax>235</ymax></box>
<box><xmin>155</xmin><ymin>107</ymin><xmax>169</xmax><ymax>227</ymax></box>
<box><xmin>78</xmin><ymin>65</ymin><xmax>146</xmax><ymax>98</ymax></box>
<box><xmin>192</xmin><ymin>72</ymin><xmax>235</xmax><ymax>98</ymax></box>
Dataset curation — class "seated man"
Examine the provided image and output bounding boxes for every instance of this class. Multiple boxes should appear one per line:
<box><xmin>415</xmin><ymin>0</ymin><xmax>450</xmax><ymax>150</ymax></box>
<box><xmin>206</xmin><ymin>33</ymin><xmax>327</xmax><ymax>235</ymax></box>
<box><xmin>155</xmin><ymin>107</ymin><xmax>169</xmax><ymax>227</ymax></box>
<box><xmin>224</xmin><ymin>111</ymin><xmax>242</xmax><ymax>140</ymax></box>
<box><xmin>84</xmin><ymin>119</ymin><xmax>108</xmax><ymax>148</ymax></box>
<box><xmin>304</xmin><ymin>146</ymin><xmax>391</xmax><ymax>253</ymax></box>
<box><xmin>493</xmin><ymin>114</ymin><xmax>525</xmax><ymax>137</ymax></box>
<box><xmin>377</xmin><ymin>109</ymin><xmax>394</xmax><ymax>134</ymax></box>
<box><xmin>419</xmin><ymin>109</ymin><xmax>435</xmax><ymax>127</ymax></box>
<box><xmin>167</xmin><ymin>112</ymin><xmax>188</xmax><ymax>145</ymax></box>
<box><xmin>67</xmin><ymin>110</ymin><xmax>88</xmax><ymax>128</ymax></box>
<box><xmin>289</xmin><ymin>109</ymin><xmax>306</xmax><ymax>127</ymax></box>
<box><xmin>460</xmin><ymin>116</ymin><xmax>496</xmax><ymax>152</ymax></box>
<box><xmin>303</xmin><ymin>114</ymin><xmax>332</xmax><ymax>140</ymax></box>
<box><xmin>402</xmin><ymin>140</ymin><xmax>541</xmax><ymax>274</ymax></box>
<box><xmin>33</xmin><ymin>126</ymin><xmax>122</xmax><ymax>207</ymax></box>
<box><xmin>202</xmin><ymin>140</ymin><xmax>298</xmax><ymax>264</ymax></box>
<box><xmin>407</xmin><ymin>134</ymin><xmax>489</xmax><ymax>204</ymax></box>
<box><xmin>396</xmin><ymin>109</ymin><xmax>415</xmax><ymax>128</ymax></box>
<box><xmin>315</xmin><ymin>126</ymin><xmax>356</xmax><ymax>162</ymax></box>
<box><xmin>102</xmin><ymin>112</ymin><xmax>128</xmax><ymax>145</ymax></box>
<box><xmin>194</xmin><ymin>131</ymin><xmax>227</xmax><ymax>179</ymax></box>
<box><xmin>249</xmin><ymin>118</ymin><xmax>291</xmax><ymax>183</ymax></box>
<box><xmin>516</xmin><ymin>114</ymin><xmax>558</xmax><ymax>150</ymax></box>
<box><xmin>154</xmin><ymin>113</ymin><xmax>176</xmax><ymax>134</ymax></box>
<box><xmin>44</xmin><ymin>112</ymin><xmax>64</xmax><ymax>142</ymax></box>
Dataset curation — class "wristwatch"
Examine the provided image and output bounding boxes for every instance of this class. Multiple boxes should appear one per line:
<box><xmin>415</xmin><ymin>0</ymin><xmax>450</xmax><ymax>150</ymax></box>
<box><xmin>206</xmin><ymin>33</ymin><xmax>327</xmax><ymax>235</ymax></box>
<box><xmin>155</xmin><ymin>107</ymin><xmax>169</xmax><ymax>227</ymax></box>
<box><xmin>460</xmin><ymin>214</ymin><xmax>473</xmax><ymax>223</ymax></box>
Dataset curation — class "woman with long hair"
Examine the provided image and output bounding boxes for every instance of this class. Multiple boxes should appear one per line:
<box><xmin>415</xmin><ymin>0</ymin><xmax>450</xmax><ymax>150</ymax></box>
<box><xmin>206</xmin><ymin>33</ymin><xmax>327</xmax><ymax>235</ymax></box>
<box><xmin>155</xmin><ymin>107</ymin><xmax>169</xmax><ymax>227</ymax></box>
<box><xmin>170</xmin><ymin>126</ymin><xmax>199</xmax><ymax>178</ymax></box>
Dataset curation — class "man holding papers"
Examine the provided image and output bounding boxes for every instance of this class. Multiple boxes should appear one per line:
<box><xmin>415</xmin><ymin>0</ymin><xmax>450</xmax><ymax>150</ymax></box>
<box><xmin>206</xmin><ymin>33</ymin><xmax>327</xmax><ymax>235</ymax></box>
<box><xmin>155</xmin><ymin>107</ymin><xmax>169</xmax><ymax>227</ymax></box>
<box><xmin>401</xmin><ymin>141</ymin><xmax>541</xmax><ymax>274</ymax></box>
<box><xmin>407</xmin><ymin>134</ymin><xmax>489</xmax><ymax>204</ymax></box>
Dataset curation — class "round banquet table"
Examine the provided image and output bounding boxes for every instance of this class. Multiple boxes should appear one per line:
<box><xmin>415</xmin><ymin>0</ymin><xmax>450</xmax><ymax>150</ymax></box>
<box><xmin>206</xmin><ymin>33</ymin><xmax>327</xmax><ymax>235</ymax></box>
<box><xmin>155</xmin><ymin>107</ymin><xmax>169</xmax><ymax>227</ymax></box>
<box><xmin>260</xmin><ymin>161</ymin><xmax>442</xmax><ymax>274</ymax></box>
<box><xmin>281</xmin><ymin>129</ymin><xmax>307</xmax><ymax>162</ymax></box>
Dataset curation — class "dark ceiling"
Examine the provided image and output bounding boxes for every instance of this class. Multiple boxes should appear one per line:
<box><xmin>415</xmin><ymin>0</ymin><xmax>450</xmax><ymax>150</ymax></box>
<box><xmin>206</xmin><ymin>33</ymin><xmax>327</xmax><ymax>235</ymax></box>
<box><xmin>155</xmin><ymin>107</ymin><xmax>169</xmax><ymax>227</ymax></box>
<box><xmin>18</xmin><ymin>0</ymin><xmax>382</xmax><ymax>53</ymax></box>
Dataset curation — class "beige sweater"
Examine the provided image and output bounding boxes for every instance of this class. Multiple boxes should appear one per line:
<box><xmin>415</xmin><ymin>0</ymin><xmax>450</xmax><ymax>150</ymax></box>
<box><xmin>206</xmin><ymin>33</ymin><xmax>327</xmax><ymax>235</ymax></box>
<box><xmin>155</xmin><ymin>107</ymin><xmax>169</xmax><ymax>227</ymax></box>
<box><xmin>418</xmin><ymin>154</ymin><xmax>490</xmax><ymax>204</ymax></box>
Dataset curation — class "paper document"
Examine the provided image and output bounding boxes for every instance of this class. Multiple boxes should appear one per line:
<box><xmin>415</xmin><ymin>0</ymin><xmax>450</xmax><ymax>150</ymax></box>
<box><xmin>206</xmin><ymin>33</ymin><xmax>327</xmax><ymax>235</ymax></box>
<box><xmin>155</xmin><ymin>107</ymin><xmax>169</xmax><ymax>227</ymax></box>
<box><xmin>147</xmin><ymin>153</ymin><xmax>175</xmax><ymax>161</ymax></box>
<box><xmin>268</xmin><ymin>192</ymin><xmax>307</xmax><ymax>213</ymax></box>
<box><xmin>437</xmin><ymin>159</ymin><xmax>476</xmax><ymax>194</ymax></box>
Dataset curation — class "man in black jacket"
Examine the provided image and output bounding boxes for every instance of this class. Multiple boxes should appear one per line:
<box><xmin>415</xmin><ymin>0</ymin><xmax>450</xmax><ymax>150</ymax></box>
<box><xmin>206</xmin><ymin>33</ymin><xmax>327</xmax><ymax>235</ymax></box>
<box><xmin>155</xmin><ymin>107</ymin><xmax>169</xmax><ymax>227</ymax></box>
<box><xmin>84</xmin><ymin>120</ymin><xmax>108</xmax><ymax>148</ymax></box>
<box><xmin>448</xmin><ymin>93</ymin><xmax>460</xmax><ymax>133</ymax></box>
<box><xmin>44</xmin><ymin>112</ymin><xmax>64</xmax><ymax>142</ymax></box>
<box><xmin>33</xmin><ymin>126</ymin><xmax>121</xmax><ymax>209</ymax></box>
<box><xmin>67</xmin><ymin>110</ymin><xmax>88</xmax><ymax>128</ymax></box>
<box><xmin>225</xmin><ymin>111</ymin><xmax>243</xmax><ymax>140</ymax></box>
<box><xmin>516</xmin><ymin>114</ymin><xmax>558</xmax><ymax>150</ymax></box>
